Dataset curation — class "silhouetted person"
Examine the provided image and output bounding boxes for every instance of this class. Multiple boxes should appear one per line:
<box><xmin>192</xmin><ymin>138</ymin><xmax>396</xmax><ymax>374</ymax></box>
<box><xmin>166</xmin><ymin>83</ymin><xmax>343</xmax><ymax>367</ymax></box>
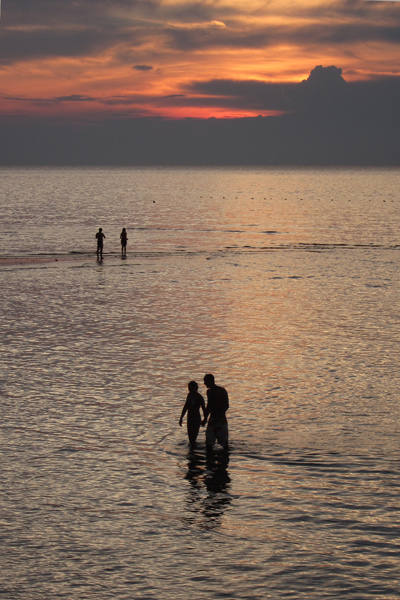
<box><xmin>202</xmin><ymin>374</ymin><xmax>229</xmax><ymax>450</ymax></box>
<box><xmin>120</xmin><ymin>228</ymin><xmax>128</xmax><ymax>257</ymax></box>
<box><xmin>179</xmin><ymin>381</ymin><xmax>206</xmax><ymax>447</ymax></box>
<box><xmin>96</xmin><ymin>228</ymin><xmax>105</xmax><ymax>259</ymax></box>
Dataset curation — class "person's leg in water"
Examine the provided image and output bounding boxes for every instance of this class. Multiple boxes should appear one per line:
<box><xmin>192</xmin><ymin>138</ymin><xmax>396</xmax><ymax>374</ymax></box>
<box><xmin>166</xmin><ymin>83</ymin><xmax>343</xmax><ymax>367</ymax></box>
<box><xmin>206</xmin><ymin>419</ymin><xmax>229</xmax><ymax>451</ymax></box>
<box><xmin>187</xmin><ymin>419</ymin><xmax>201</xmax><ymax>447</ymax></box>
<box><xmin>216</xmin><ymin>420</ymin><xmax>229</xmax><ymax>451</ymax></box>
<box><xmin>205</xmin><ymin>419</ymin><xmax>217</xmax><ymax>452</ymax></box>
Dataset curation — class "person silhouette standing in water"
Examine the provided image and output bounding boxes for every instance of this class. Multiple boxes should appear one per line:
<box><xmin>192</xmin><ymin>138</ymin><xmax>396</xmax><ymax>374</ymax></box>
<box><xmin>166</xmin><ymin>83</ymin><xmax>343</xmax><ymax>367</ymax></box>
<box><xmin>202</xmin><ymin>374</ymin><xmax>229</xmax><ymax>451</ymax></box>
<box><xmin>179</xmin><ymin>381</ymin><xmax>206</xmax><ymax>447</ymax></box>
<box><xmin>96</xmin><ymin>227</ymin><xmax>105</xmax><ymax>259</ymax></box>
<box><xmin>120</xmin><ymin>228</ymin><xmax>128</xmax><ymax>258</ymax></box>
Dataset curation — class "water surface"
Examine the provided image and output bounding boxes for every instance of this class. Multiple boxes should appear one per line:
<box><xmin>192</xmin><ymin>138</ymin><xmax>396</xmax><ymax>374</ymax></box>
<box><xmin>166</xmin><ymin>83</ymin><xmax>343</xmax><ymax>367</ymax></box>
<box><xmin>1</xmin><ymin>167</ymin><xmax>400</xmax><ymax>599</ymax></box>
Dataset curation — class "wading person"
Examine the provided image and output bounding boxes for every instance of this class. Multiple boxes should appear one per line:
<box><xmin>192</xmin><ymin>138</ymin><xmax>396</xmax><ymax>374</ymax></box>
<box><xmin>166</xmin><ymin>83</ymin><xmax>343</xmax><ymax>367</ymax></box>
<box><xmin>96</xmin><ymin>227</ymin><xmax>105</xmax><ymax>259</ymax></box>
<box><xmin>202</xmin><ymin>373</ymin><xmax>229</xmax><ymax>450</ymax></box>
<box><xmin>120</xmin><ymin>228</ymin><xmax>128</xmax><ymax>257</ymax></box>
<box><xmin>179</xmin><ymin>381</ymin><xmax>206</xmax><ymax>447</ymax></box>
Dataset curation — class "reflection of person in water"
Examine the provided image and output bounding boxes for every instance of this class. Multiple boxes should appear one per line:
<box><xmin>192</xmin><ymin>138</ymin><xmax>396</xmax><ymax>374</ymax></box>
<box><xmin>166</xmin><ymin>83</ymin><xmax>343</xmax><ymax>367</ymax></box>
<box><xmin>120</xmin><ymin>228</ymin><xmax>128</xmax><ymax>257</ymax></box>
<box><xmin>95</xmin><ymin>227</ymin><xmax>105</xmax><ymax>259</ymax></box>
<box><xmin>183</xmin><ymin>448</ymin><xmax>231</xmax><ymax>528</ymax></box>
<box><xmin>203</xmin><ymin>451</ymin><xmax>231</xmax><ymax>524</ymax></box>
<box><xmin>179</xmin><ymin>381</ymin><xmax>206</xmax><ymax>447</ymax></box>
<box><xmin>202</xmin><ymin>374</ymin><xmax>229</xmax><ymax>450</ymax></box>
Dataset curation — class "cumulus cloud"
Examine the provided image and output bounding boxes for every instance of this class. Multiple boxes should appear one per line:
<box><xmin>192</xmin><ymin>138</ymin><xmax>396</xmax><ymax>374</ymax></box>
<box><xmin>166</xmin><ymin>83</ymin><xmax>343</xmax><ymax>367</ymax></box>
<box><xmin>287</xmin><ymin>65</ymin><xmax>348</xmax><ymax>114</ymax></box>
<box><xmin>185</xmin><ymin>66</ymin><xmax>400</xmax><ymax>118</ymax></box>
<box><xmin>0</xmin><ymin>0</ymin><xmax>399</xmax><ymax>129</ymax></box>
<box><xmin>4</xmin><ymin>64</ymin><xmax>400</xmax><ymax>121</ymax></box>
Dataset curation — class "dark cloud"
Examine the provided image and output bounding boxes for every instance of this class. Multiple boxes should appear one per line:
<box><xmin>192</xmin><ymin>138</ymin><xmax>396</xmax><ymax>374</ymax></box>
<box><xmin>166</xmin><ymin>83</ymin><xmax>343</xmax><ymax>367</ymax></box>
<box><xmin>0</xmin><ymin>0</ymin><xmax>398</xmax><ymax>63</ymax></box>
<box><xmin>0</xmin><ymin>108</ymin><xmax>398</xmax><ymax>166</ymax></box>
<box><xmin>288</xmin><ymin>65</ymin><xmax>348</xmax><ymax>114</ymax></box>
<box><xmin>55</xmin><ymin>95</ymin><xmax>97</xmax><ymax>102</ymax></box>
<box><xmin>3</xmin><ymin>0</ymin><xmax>159</xmax><ymax>27</ymax></box>
<box><xmin>164</xmin><ymin>20</ymin><xmax>400</xmax><ymax>53</ymax></box>
<box><xmin>185</xmin><ymin>66</ymin><xmax>400</xmax><ymax>118</ymax></box>
<box><xmin>133</xmin><ymin>65</ymin><xmax>153</xmax><ymax>71</ymax></box>
<box><xmin>184</xmin><ymin>79</ymin><xmax>294</xmax><ymax>111</ymax></box>
<box><xmin>1</xmin><ymin>0</ymin><xmax>252</xmax><ymax>35</ymax></box>
<box><xmin>0</xmin><ymin>27</ymin><xmax>141</xmax><ymax>63</ymax></box>
<box><xmin>2</xmin><ymin>93</ymin><xmax>151</xmax><ymax>107</ymax></box>
<box><xmin>0</xmin><ymin>0</ymin><xmax>158</xmax><ymax>63</ymax></box>
<box><xmin>4</xmin><ymin>94</ymin><xmax>92</xmax><ymax>105</ymax></box>
<box><xmin>0</xmin><ymin>66</ymin><xmax>399</xmax><ymax>166</ymax></box>
<box><xmin>5</xmin><ymin>65</ymin><xmax>400</xmax><ymax>120</ymax></box>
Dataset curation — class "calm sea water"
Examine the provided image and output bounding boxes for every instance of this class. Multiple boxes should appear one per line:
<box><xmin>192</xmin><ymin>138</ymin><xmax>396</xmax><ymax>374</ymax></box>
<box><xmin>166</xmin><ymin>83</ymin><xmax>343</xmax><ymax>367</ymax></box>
<box><xmin>1</xmin><ymin>167</ymin><xmax>400</xmax><ymax>599</ymax></box>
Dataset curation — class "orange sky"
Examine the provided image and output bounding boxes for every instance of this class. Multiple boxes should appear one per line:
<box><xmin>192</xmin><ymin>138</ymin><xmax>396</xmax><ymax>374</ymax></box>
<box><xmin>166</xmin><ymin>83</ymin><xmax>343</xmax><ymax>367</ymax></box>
<box><xmin>0</xmin><ymin>0</ymin><xmax>399</xmax><ymax>119</ymax></box>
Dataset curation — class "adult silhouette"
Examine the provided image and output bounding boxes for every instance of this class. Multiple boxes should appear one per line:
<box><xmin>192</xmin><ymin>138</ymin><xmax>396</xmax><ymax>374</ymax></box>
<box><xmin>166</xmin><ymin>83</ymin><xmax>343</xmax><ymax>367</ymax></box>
<box><xmin>202</xmin><ymin>374</ymin><xmax>229</xmax><ymax>450</ymax></box>
<box><xmin>96</xmin><ymin>228</ymin><xmax>105</xmax><ymax>259</ymax></box>
<box><xmin>120</xmin><ymin>228</ymin><xmax>128</xmax><ymax>257</ymax></box>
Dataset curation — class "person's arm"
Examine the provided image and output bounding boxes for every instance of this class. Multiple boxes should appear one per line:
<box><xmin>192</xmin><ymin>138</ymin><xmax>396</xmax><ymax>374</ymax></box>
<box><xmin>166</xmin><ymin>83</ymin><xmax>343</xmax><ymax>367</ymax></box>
<box><xmin>224</xmin><ymin>388</ymin><xmax>229</xmax><ymax>413</ymax></box>
<box><xmin>201</xmin><ymin>391</ymin><xmax>210</xmax><ymax>426</ymax></box>
<box><xmin>179</xmin><ymin>399</ymin><xmax>189</xmax><ymax>426</ymax></box>
<box><xmin>200</xmin><ymin>395</ymin><xmax>206</xmax><ymax>419</ymax></box>
<box><xmin>200</xmin><ymin>395</ymin><xmax>206</xmax><ymax>425</ymax></box>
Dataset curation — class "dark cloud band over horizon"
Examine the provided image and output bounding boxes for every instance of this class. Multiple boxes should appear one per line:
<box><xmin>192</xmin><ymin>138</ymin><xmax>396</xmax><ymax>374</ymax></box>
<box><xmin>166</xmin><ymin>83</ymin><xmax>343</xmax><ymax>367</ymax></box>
<box><xmin>0</xmin><ymin>0</ymin><xmax>399</xmax><ymax>164</ymax></box>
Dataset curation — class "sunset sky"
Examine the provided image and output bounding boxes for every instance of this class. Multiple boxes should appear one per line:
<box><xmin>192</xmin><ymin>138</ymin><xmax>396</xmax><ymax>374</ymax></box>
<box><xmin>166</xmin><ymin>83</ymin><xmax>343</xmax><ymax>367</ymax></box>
<box><xmin>0</xmin><ymin>0</ymin><xmax>399</xmax><ymax>163</ymax></box>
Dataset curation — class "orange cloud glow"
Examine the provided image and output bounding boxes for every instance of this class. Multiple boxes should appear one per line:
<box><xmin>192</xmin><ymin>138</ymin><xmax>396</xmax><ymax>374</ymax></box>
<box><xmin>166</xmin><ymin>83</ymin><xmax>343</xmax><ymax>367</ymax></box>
<box><xmin>0</xmin><ymin>0</ymin><xmax>399</xmax><ymax>120</ymax></box>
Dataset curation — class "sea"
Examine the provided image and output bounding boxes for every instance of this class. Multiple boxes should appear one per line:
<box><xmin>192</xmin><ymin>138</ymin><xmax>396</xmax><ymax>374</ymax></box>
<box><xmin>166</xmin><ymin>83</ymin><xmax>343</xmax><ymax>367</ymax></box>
<box><xmin>1</xmin><ymin>166</ymin><xmax>400</xmax><ymax>600</ymax></box>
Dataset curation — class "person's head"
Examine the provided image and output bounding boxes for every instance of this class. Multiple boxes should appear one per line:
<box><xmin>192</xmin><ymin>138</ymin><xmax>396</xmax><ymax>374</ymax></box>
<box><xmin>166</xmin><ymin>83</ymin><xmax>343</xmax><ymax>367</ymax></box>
<box><xmin>203</xmin><ymin>373</ymin><xmax>215</xmax><ymax>388</ymax></box>
<box><xmin>99</xmin><ymin>228</ymin><xmax>102</xmax><ymax>232</ymax></box>
<box><xmin>188</xmin><ymin>380</ymin><xmax>198</xmax><ymax>393</ymax></box>
<box><xmin>122</xmin><ymin>228</ymin><xmax>126</xmax><ymax>233</ymax></box>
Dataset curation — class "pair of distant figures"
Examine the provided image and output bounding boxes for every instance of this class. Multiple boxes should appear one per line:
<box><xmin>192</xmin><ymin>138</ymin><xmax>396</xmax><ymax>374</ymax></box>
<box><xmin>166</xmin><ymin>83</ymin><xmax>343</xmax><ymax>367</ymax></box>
<box><xmin>179</xmin><ymin>374</ymin><xmax>229</xmax><ymax>450</ymax></box>
<box><xmin>95</xmin><ymin>228</ymin><xmax>128</xmax><ymax>259</ymax></box>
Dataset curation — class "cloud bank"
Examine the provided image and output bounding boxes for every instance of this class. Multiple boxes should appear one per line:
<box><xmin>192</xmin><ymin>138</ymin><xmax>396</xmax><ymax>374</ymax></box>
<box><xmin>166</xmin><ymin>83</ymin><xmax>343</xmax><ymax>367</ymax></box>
<box><xmin>0</xmin><ymin>0</ymin><xmax>399</xmax><ymax>163</ymax></box>
<box><xmin>0</xmin><ymin>66</ymin><xmax>398</xmax><ymax>165</ymax></box>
